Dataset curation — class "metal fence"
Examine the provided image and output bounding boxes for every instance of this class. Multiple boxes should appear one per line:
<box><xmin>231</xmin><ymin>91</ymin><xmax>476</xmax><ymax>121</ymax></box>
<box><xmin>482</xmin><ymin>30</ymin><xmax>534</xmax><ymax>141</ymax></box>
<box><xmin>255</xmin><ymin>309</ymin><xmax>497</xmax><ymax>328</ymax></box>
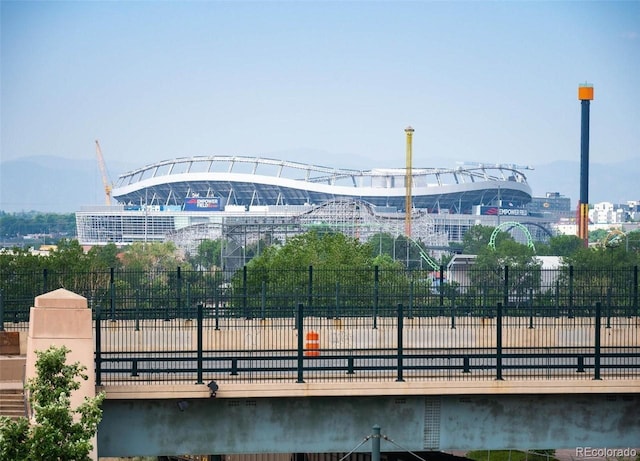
<box><xmin>93</xmin><ymin>302</ymin><xmax>639</xmax><ymax>385</ymax></box>
<box><xmin>2</xmin><ymin>266</ymin><xmax>639</xmax><ymax>324</ymax></box>
<box><xmin>2</xmin><ymin>266</ymin><xmax>639</xmax><ymax>384</ymax></box>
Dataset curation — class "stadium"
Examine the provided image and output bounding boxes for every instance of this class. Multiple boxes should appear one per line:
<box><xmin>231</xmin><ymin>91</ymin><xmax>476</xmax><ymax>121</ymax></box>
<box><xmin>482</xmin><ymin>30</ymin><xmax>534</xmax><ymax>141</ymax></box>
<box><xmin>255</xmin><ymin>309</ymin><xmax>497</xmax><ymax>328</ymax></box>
<box><xmin>75</xmin><ymin>155</ymin><xmax>552</xmax><ymax>267</ymax></box>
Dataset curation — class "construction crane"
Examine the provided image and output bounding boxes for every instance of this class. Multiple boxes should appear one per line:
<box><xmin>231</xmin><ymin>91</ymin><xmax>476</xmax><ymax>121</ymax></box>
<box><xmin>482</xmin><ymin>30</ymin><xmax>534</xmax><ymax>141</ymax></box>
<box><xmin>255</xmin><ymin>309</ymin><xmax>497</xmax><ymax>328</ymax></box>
<box><xmin>95</xmin><ymin>140</ymin><xmax>112</xmax><ymax>206</ymax></box>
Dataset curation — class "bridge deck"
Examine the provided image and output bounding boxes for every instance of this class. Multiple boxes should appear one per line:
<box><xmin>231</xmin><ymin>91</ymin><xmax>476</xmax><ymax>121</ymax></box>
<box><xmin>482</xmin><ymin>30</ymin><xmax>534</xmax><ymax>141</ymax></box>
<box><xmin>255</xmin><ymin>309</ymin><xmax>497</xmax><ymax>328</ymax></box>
<box><xmin>94</xmin><ymin>307</ymin><xmax>640</xmax><ymax>399</ymax></box>
<box><xmin>101</xmin><ymin>376</ymin><xmax>640</xmax><ymax>399</ymax></box>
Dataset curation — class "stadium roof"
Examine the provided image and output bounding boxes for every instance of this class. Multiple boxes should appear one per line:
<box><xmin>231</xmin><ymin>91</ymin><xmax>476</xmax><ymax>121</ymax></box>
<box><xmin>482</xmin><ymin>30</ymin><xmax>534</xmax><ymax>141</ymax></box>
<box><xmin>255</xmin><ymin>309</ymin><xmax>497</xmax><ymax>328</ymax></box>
<box><xmin>112</xmin><ymin>155</ymin><xmax>532</xmax><ymax>212</ymax></box>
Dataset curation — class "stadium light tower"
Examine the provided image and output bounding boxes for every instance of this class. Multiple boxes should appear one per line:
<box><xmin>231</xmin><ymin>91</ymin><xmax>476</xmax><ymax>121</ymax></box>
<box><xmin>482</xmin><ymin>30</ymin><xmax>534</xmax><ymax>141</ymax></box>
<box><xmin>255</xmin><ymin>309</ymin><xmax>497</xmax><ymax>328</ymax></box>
<box><xmin>404</xmin><ymin>126</ymin><xmax>414</xmax><ymax>237</ymax></box>
<box><xmin>577</xmin><ymin>83</ymin><xmax>594</xmax><ymax>246</ymax></box>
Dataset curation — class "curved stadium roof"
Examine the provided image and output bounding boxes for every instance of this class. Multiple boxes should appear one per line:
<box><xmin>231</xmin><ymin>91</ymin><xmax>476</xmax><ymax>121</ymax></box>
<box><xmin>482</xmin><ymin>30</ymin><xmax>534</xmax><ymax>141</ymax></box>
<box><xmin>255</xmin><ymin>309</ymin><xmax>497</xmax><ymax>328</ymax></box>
<box><xmin>112</xmin><ymin>155</ymin><xmax>533</xmax><ymax>212</ymax></box>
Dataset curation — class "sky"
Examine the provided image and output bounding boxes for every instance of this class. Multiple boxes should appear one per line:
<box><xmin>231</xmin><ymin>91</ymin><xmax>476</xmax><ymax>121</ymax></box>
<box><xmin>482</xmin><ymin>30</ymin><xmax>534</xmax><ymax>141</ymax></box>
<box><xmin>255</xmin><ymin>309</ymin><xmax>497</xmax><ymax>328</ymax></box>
<box><xmin>1</xmin><ymin>0</ymin><xmax>639</xmax><ymax>174</ymax></box>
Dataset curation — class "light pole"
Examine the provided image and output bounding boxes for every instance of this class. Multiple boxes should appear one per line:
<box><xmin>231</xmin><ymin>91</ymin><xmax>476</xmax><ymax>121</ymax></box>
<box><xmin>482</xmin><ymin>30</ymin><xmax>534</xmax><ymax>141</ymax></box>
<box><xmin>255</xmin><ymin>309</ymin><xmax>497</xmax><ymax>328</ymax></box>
<box><xmin>371</xmin><ymin>425</ymin><xmax>381</xmax><ymax>461</ymax></box>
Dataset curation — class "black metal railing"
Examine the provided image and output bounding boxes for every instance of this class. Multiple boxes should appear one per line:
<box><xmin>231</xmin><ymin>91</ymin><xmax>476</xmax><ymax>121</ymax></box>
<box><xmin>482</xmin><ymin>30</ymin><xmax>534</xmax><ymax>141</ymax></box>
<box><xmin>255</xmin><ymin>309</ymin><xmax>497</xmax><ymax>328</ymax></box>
<box><xmin>2</xmin><ymin>266</ymin><xmax>639</xmax><ymax>328</ymax></box>
<box><xmin>1</xmin><ymin>266</ymin><xmax>638</xmax><ymax>385</ymax></box>
<box><xmin>94</xmin><ymin>301</ymin><xmax>639</xmax><ymax>386</ymax></box>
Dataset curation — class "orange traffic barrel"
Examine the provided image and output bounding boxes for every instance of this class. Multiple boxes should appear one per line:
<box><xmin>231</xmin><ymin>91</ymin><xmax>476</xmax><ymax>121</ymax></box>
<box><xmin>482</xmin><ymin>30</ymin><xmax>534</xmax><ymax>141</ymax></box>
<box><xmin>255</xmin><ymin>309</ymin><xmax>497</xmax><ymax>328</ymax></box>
<box><xmin>305</xmin><ymin>331</ymin><xmax>320</xmax><ymax>357</ymax></box>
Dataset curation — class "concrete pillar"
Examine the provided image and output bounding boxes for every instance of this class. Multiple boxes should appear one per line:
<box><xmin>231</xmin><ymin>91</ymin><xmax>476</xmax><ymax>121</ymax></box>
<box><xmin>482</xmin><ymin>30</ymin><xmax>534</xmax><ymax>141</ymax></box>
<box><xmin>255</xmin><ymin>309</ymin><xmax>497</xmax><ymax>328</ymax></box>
<box><xmin>26</xmin><ymin>288</ymin><xmax>97</xmax><ymax>460</ymax></box>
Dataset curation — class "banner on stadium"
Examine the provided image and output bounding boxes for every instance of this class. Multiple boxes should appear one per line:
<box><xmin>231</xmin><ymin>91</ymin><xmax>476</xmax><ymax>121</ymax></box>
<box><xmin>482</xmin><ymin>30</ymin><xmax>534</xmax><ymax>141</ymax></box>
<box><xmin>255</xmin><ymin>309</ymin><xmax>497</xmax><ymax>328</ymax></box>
<box><xmin>477</xmin><ymin>206</ymin><xmax>528</xmax><ymax>216</ymax></box>
<box><xmin>183</xmin><ymin>197</ymin><xmax>221</xmax><ymax>211</ymax></box>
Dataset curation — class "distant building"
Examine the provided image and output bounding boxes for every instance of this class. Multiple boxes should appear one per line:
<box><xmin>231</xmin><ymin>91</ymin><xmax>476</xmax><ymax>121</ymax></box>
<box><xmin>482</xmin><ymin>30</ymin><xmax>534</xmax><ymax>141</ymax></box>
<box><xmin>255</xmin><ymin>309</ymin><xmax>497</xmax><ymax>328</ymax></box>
<box><xmin>0</xmin><ymin>245</ymin><xmax>57</xmax><ymax>256</ymax></box>
<box><xmin>589</xmin><ymin>202</ymin><xmax>627</xmax><ymax>224</ymax></box>
<box><xmin>623</xmin><ymin>201</ymin><xmax>640</xmax><ymax>222</ymax></box>
<box><xmin>76</xmin><ymin>156</ymin><xmax>553</xmax><ymax>258</ymax></box>
<box><xmin>447</xmin><ymin>254</ymin><xmax>562</xmax><ymax>292</ymax></box>
<box><xmin>527</xmin><ymin>192</ymin><xmax>572</xmax><ymax>221</ymax></box>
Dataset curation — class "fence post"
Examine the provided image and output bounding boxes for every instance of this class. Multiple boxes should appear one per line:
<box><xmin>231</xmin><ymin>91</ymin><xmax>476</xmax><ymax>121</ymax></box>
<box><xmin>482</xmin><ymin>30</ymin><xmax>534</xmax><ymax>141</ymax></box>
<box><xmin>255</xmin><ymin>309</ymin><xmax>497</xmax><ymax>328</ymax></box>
<box><xmin>503</xmin><ymin>266</ymin><xmax>509</xmax><ymax>309</ymax></box>
<box><xmin>214</xmin><ymin>279</ymin><xmax>220</xmax><ymax>331</ymax></box>
<box><xmin>373</xmin><ymin>266</ymin><xmax>379</xmax><ymax>329</ymax></box>
<box><xmin>0</xmin><ymin>290</ymin><xmax>4</xmax><ymax>332</ymax></box>
<box><xmin>135</xmin><ymin>290</ymin><xmax>140</xmax><ymax>332</ymax></box>
<box><xmin>243</xmin><ymin>266</ymin><xmax>251</xmax><ymax>320</ymax></box>
<box><xmin>307</xmin><ymin>266</ymin><xmax>313</xmax><ymax>311</ymax></box>
<box><xmin>186</xmin><ymin>282</ymin><xmax>192</xmax><ymax>319</ymax></box>
<box><xmin>43</xmin><ymin>268</ymin><xmax>48</xmax><ymax>293</ymax></box>
<box><xmin>450</xmin><ymin>292</ymin><xmax>456</xmax><ymax>329</ymax></box>
<box><xmin>334</xmin><ymin>281</ymin><xmax>340</xmax><ymax>319</ymax></box>
<box><xmin>634</xmin><ymin>266</ymin><xmax>638</xmax><ymax>317</ymax></box>
<box><xmin>95</xmin><ymin>305</ymin><xmax>102</xmax><ymax>386</ymax></box>
<box><xmin>606</xmin><ymin>287</ymin><xmax>612</xmax><ymax>329</ymax></box>
<box><xmin>177</xmin><ymin>267</ymin><xmax>182</xmax><ymax>319</ymax></box>
<box><xmin>439</xmin><ymin>265</ymin><xmax>445</xmax><ymax>311</ymax></box>
<box><xmin>555</xmin><ymin>280</ymin><xmax>560</xmax><ymax>318</ymax></box>
<box><xmin>568</xmin><ymin>266</ymin><xmax>574</xmax><ymax>318</ymax></box>
<box><xmin>109</xmin><ymin>267</ymin><xmax>115</xmax><ymax>322</ymax></box>
<box><xmin>261</xmin><ymin>280</ymin><xmax>266</xmax><ymax>320</ymax></box>
<box><xmin>594</xmin><ymin>301</ymin><xmax>601</xmax><ymax>380</ymax></box>
<box><xmin>196</xmin><ymin>304</ymin><xmax>204</xmax><ymax>384</ymax></box>
<box><xmin>396</xmin><ymin>304</ymin><xmax>404</xmax><ymax>382</ymax></box>
<box><xmin>296</xmin><ymin>303</ymin><xmax>304</xmax><ymax>383</ymax></box>
<box><xmin>496</xmin><ymin>302</ymin><xmax>503</xmax><ymax>381</ymax></box>
<box><xmin>408</xmin><ymin>281</ymin><xmax>414</xmax><ymax>319</ymax></box>
<box><xmin>528</xmin><ymin>288</ymin><xmax>534</xmax><ymax>329</ymax></box>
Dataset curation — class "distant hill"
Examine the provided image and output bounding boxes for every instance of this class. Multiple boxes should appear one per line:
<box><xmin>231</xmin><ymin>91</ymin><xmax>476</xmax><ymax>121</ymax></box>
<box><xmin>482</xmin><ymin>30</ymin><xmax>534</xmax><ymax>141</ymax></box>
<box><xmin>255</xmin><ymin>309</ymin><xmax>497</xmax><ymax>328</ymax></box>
<box><xmin>0</xmin><ymin>156</ymin><xmax>136</xmax><ymax>213</ymax></box>
<box><xmin>527</xmin><ymin>158</ymin><xmax>640</xmax><ymax>207</ymax></box>
<box><xmin>0</xmin><ymin>155</ymin><xmax>638</xmax><ymax>213</ymax></box>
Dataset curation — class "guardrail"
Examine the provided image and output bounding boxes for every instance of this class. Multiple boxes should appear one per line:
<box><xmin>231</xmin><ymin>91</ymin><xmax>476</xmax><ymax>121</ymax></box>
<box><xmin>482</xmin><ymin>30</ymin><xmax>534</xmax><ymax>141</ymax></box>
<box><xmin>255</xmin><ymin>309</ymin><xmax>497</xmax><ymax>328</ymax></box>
<box><xmin>95</xmin><ymin>302</ymin><xmax>640</xmax><ymax>385</ymax></box>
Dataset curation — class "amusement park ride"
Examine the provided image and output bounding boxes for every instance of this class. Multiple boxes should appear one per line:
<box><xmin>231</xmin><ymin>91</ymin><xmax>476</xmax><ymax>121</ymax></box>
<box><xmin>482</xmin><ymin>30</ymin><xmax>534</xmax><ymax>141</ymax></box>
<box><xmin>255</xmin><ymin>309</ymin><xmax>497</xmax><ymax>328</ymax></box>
<box><xmin>577</xmin><ymin>83</ymin><xmax>594</xmax><ymax>247</ymax></box>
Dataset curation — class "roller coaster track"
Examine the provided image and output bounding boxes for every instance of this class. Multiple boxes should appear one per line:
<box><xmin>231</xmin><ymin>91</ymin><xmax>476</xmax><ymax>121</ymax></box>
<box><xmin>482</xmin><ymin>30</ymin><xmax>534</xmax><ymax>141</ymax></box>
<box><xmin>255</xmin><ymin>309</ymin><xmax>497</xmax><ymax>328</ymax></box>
<box><xmin>489</xmin><ymin>221</ymin><xmax>535</xmax><ymax>252</ymax></box>
<box><xmin>407</xmin><ymin>236</ymin><xmax>440</xmax><ymax>271</ymax></box>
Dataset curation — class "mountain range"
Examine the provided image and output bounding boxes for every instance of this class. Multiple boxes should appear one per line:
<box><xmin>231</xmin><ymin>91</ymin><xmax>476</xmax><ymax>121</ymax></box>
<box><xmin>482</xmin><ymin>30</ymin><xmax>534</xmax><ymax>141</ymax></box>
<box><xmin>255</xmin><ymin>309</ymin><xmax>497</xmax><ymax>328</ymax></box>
<box><xmin>0</xmin><ymin>155</ymin><xmax>638</xmax><ymax>213</ymax></box>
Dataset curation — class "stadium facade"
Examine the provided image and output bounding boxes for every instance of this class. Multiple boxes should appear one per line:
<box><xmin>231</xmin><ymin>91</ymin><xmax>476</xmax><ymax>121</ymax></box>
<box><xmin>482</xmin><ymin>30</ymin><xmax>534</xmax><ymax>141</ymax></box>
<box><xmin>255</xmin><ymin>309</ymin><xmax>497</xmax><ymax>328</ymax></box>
<box><xmin>76</xmin><ymin>155</ymin><xmax>552</xmax><ymax>265</ymax></box>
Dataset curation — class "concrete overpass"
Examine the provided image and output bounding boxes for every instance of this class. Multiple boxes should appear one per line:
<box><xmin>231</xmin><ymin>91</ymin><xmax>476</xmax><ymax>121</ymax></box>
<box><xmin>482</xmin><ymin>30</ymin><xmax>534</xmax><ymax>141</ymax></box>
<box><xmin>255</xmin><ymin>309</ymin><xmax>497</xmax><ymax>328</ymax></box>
<box><xmin>4</xmin><ymin>289</ymin><xmax>640</xmax><ymax>459</ymax></box>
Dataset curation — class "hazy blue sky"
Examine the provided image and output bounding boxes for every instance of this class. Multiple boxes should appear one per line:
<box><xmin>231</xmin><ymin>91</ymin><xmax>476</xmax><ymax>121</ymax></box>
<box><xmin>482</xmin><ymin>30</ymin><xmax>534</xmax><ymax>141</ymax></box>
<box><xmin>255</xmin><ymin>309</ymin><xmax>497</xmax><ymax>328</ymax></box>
<box><xmin>2</xmin><ymin>0</ymin><xmax>639</xmax><ymax>172</ymax></box>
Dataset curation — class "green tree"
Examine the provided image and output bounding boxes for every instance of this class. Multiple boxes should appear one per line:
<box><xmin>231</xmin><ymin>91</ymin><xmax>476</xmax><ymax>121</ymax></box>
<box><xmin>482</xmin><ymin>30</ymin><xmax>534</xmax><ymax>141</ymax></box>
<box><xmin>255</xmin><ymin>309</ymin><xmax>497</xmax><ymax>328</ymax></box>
<box><xmin>233</xmin><ymin>231</ymin><xmax>421</xmax><ymax>316</ymax></box>
<box><xmin>563</xmin><ymin>244</ymin><xmax>639</xmax><ymax>270</ymax></box>
<box><xmin>120</xmin><ymin>241</ymin><xmax>190</xmax><ymax>272</ymax></box>
<box><xmin>626</xmin><ymin>230</ymin><xmax>640</xmax><ymax>253</ymax></box>
<box><xmin>461</xmin><ymin>225</ymin><xmax>511</xmax><ymax>255</ymax></box>
<box><xmin>0</xmin><ymin>345</ymin><xmax>105</xmax><ymax>460</ymax></box>
<box><xmin>0</xmin><ymin>247</ymin><xmax>44</xmax><ymax>273</ymax></box>
<box><xmin>367</xmin><ymin>232</ymin><xmax>440</xmax><ymax>269</ymax></box>
<box><xmin>468</xmin><ymin>238</ymin><xmax>541</xmax><ymax>310</ymax></box>
<box><xmin>47</xmin><ymin>239</ymin><xmax>90</xmax><ymax>273</ymax></box>
<box><xmin>44</xmin><ymin>239</ymin><xmax>97</xmax><ymax>295</ymax></box>
<box><xmin>536</xmin><ymin>235</ymin><xmax>584</xmax><ymax>257</ymax></box>
<box><xmin>87</xmin><ymin>243</ymin><xmax>121</xmax><ymax>270</ymax></box>
<box><xmin>248</xmin><ymin>231</ymin><xmax>374</xmax><ymax>271</ymax></box>
<box><xmin>0</xmin><ymin>212</ymin><xmax>76</xmax><ymax>240</ymax></box>
<box><xmin>588</xmin><ymin>228</ymin><xmax>609</xmax><ymax>244</ymax></box>
<box><xmin>558</xmin><ymin>244</ymin><xmax>638</xmax><ymax>315</ymax></box>
<box><xmin>369</xmin><ymin>232</ymin><xmax>395</xmax><ymax>259</ymax></box>
<box><xmin>190</xmin><ymin>239</ymin><xmax>224</xmax><ymax>270</ymax></box>
<box><xmin>545</xmin><ymin>234</ymin><xmax>584</xmax><ymax>257</ymax></box>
